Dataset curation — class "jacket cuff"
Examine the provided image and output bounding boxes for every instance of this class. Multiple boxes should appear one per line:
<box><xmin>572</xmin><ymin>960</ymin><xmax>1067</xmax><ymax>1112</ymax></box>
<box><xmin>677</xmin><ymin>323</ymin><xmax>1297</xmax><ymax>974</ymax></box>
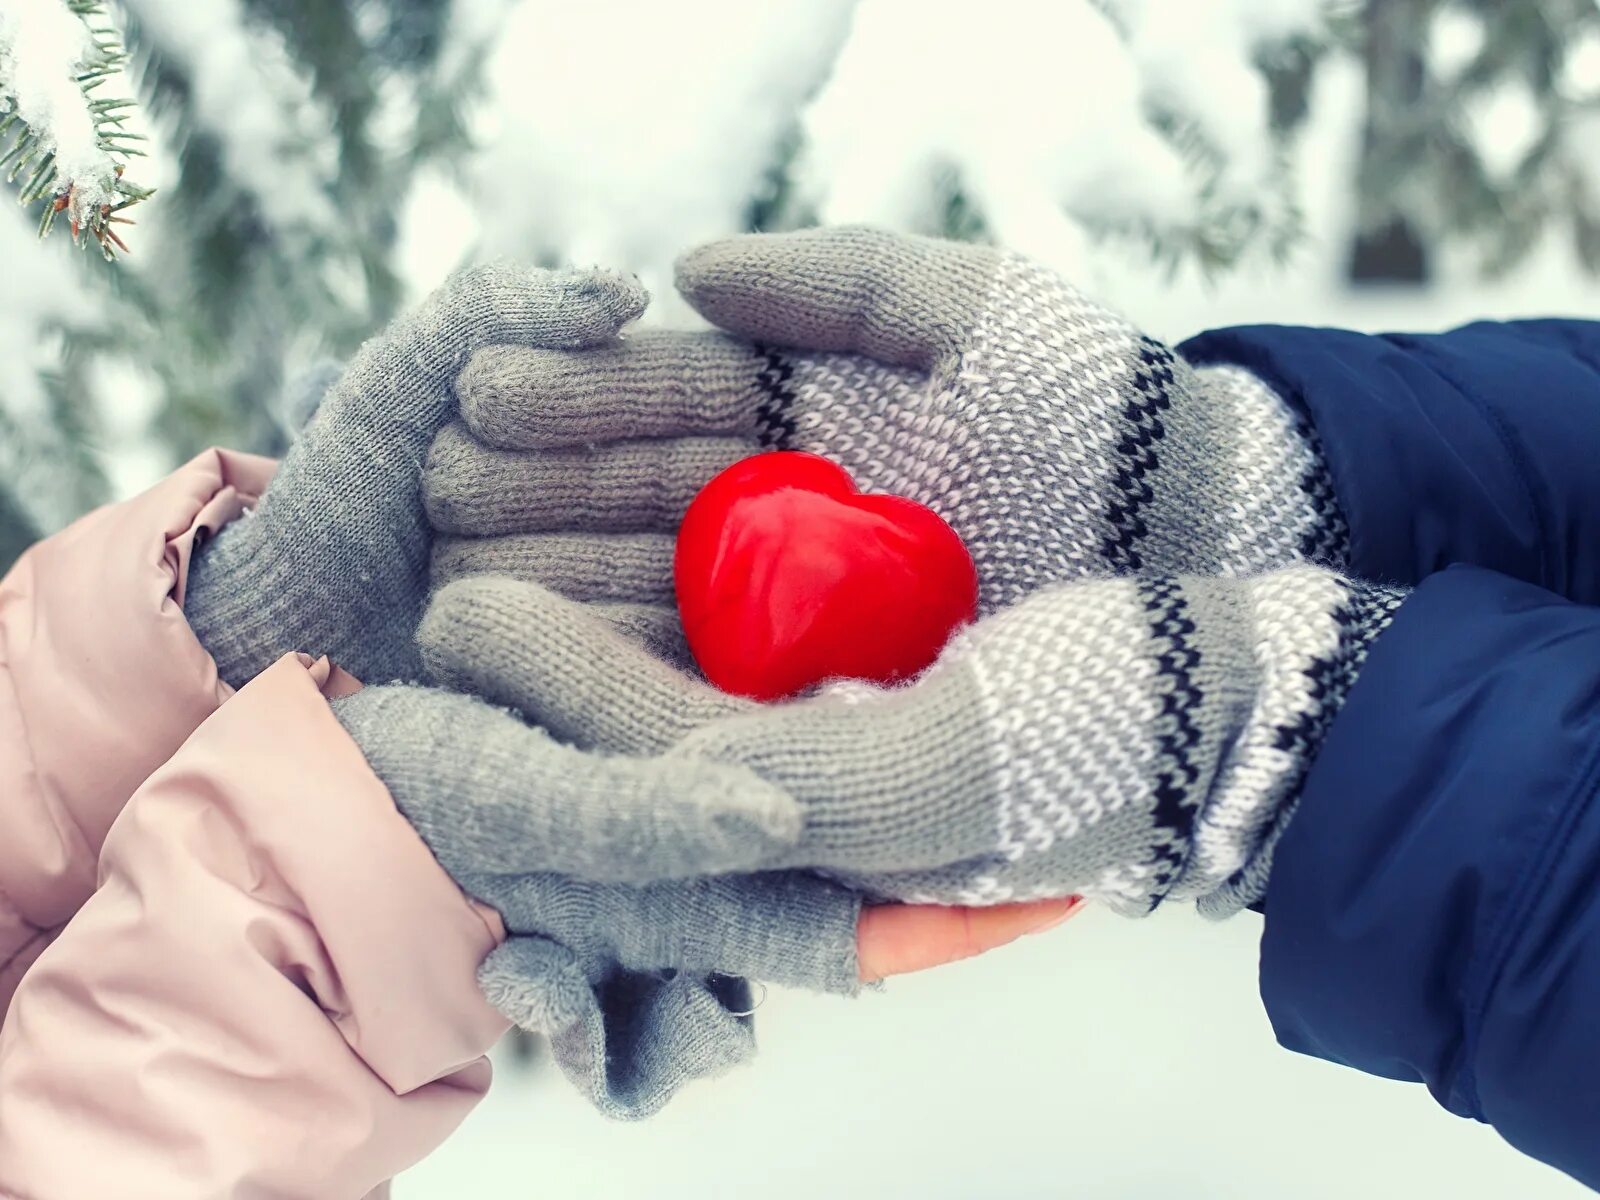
<box><xmin>0</xmin><ymin>449</ymin><xmax>275</xmax><ymax>1016</ymax></box>
<box><xmin>1260</xmin><ymin>565</ymin><xmax>1600</xmax><ymax>1191</ymax></box>
<box><xmin>1180</xmin><ymin>322</ymin><xmax>1600</xmax><ymax>601</ymax></box>
<box><xmin>0</xmin><ymin>653</ymin><xmax>508</xmax><ymax>1198</ymax></box>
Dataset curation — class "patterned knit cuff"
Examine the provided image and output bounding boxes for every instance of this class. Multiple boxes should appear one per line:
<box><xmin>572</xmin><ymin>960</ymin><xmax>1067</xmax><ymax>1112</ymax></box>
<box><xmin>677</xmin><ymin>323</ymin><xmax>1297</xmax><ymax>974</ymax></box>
<box><xmin>1193</xmin><ymin>577</ymin><xmax>1407</xmax><ymax>919</ymax></box>
<box><xmin>1187</xmin><ymin>361</ymin><xmax>1352</xmax><ymax>574</ymax></box>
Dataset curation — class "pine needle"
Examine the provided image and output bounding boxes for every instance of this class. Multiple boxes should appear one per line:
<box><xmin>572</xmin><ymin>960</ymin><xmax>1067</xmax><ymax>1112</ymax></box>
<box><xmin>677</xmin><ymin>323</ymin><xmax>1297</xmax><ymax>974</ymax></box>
<box><xmin>0</xmin><ymin>0</ymin><xmax>153</xmax><ymax>258</ymax></box>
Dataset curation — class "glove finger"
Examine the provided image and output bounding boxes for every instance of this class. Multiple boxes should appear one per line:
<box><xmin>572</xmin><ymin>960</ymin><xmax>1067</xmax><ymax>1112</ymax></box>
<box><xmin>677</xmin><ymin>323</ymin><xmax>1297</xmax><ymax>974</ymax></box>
<box><xmin>425</xmin><ymin>420</ymin><xmax>755</xmax><ymax>535</ymax></box>
<box><xmin>456</xmin><ymin>329</ymin><xmax>928</xmax><ymax>452</ymax></box>
<box><xmin>432</xmin><ymin>532</ymin><xmax>676</xmax><ymax>603</ymax></box>
<box><xmin>333</xmin><ymin>264</ymin><xmax>646</xmax><ymax>418</ymax></box>
<box><xmin>459</xmin><ymin>330</ymin><xmax>764</xmax><ymax>449</ymax></box>
<box><xmin>480</xmin><ymin>938</ymin><xmax>758</xmax><ymax>1119</ymax></box>
<box><xmin>674</xmin><ymin>226</ymin><xmax>1000</xmax><ymax>370</ymax></box>
<box><xmin>417</xmin><ymin>578</ymin><xmax>1016</xmax><ymax>883</ymax></box>
<box><xmin>466</xmin><ymin>869</ymin><xmax>861</xmax><ymax>995</ymax></box>
<box><xmin>332</xmin><ymin>685</ymin><xmax>797</xmax><ymax>882</ymax></box>
<box><xmin>588</xmin><ymin>602</ymin><xmax>694</xmax><ymax>671</ymax></box>
<box><xmin>419</xmin><ymin>575</ymin><xmax>749</xmax><ymax>754</ymax></box>
<box><xmin>190</xmin><ymin>264</ymin><xmax>647</xmax><ymax>689</ymax></box>
<box><xmin>314</xmin><ymin>262</ymin><xmax>647</xmax><ymax>455</ymax></box>
<box><xmin>476</xmin><ymin>935</ymin><xmax>591</xmax><ymax>1033</ymax></box>
<box><xmin>430</xmin><ymin>262</ymin><xmax>648</xmax><ymax>357</ymax></box>
<box><xmin>418</xmin><ymin>577</ymin><xmax>1032</xmax><ymax>879</ymax></box>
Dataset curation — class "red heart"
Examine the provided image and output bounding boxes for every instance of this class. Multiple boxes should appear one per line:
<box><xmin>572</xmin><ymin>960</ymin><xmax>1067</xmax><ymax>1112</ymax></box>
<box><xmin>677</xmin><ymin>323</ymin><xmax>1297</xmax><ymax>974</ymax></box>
<box><xmin>675</xmin><ymin>451</ymin><xmax>979</xmax><ymax>701</ymax></box>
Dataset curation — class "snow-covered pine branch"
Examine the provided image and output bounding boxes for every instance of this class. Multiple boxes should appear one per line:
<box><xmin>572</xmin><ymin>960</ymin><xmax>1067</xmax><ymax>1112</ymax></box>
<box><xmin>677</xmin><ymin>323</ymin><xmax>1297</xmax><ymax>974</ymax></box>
<box><xmin>797</xmin><ymin>0</ymin><xmax>1337</xmax><ymax>283</ymax></box>
<box><xmin>0</xmin><ymin>0</ymin><xmax>150</xmax><ymax>256</ymax></box>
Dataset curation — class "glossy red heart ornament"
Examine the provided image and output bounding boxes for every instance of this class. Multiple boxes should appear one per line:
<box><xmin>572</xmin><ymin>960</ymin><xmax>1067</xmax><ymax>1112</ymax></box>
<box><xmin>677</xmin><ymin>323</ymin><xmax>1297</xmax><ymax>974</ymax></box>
<box><xmin>675</xmin><ymin>451</ymin><xmax>979</xmax><ymax>701</ymax></box>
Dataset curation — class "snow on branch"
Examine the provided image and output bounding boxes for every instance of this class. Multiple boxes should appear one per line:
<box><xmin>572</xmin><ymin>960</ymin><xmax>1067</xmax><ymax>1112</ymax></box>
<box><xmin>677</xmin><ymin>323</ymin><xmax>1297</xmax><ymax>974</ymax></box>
<box><xmin>0</xmin><ymin>0</ymin><xmax>150</xmax><ymax>256</ymax></box>
<box><xmin>122</xmin><ymin>0</ymin><xmax>338</xmax><ymax>237</ymax></box>
<box><xmin>799</xmin><ymin>0</ymin><xmax>1336</xmax><ymax>279</ymax></box>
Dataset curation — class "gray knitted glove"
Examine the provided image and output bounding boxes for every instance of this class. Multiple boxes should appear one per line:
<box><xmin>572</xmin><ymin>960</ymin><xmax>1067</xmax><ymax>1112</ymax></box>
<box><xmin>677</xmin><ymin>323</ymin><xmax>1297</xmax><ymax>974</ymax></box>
<box><xmin>481</xmin><ymin>941</ymin><xmax>758</xmax><ymax>1120</ymax></box>
<box><xmin>467</xmin><ymin>870</ymin><xmax>859</xmax><ymax>1119</ymax></box>
<box><xmin>175</xmin><ymin>264</ymin><xmax>860</xmax><ymax>1117</ymax></box>
<box><xmin>332</xmin><ymin>692</ymin><xmax>863</xmax><ymax>1120</ymax></box>
<box><xmin>325</xmin><ymin>678</ymin><xmax>858</xmax><ymax>1119</ymax></box>
<box><xmin>418</xmin><ymin>568</ymin><xmax>1405</xmax><ymax>917</ymax></box>
<box><xmin>185</xmin><ymin>262</ymin><xmax>648</xmax><ymax>686</ymax></box>
<box><xmin>423</xmin><ymin>334</ymin><xmax>927</xmax><ymax>615</ymax></box>
<box><xmin>327</xmin><ymin>683</ymin><xmax>803</xmax><ymax>884</ymax></box>
<box><xmin>331</xmin><ymin>670</ymin><xmax>864</xmax><ymax>1119</ymax></box>
<box><xmin>423</xmin><ymin>227</ymin><xmax>1347</xmax><ymax>619</ymax></box>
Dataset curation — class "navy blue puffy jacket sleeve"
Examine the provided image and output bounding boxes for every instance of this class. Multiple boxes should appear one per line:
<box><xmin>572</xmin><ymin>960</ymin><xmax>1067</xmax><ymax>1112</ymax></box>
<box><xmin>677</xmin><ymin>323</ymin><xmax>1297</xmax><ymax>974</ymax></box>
<box><xmin>1179</xmin><ymin>320</ymin><xmax>1600</xmax><ymax>603</ymax></box>
<box><xmin>1261</xmin><ymin>565</ymin><xmax>1600</xmax><ymax>1191</ymax></box>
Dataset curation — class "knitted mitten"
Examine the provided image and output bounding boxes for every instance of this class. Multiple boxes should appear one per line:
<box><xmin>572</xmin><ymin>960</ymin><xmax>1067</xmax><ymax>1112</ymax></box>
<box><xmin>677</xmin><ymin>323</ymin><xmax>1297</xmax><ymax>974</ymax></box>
<box><xmin>185</xmin><ymin>263</ymin><xmax>647</xmax><ymax>687</ymax></box>
<box><xmin>417</xmin><ymin>569</ymin><xmax>1406</xmax><ymax>917</ymax></box>
<box><xmin>421</xmin><ymin>227</ymin><xmax>1347</xmax><ymax>623</ymax></box>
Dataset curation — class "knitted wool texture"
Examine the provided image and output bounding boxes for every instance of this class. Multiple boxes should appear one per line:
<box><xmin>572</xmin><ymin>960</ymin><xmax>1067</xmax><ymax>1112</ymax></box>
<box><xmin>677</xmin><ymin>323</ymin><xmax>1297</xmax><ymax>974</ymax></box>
<box><xmin>468</xmin><ymin>869</ymin><xmax>860</xmax><ymax>1119</ymax></box>
<box><xmin>327</xmin><ymin>679</ymin><xmax>863</xmax><ymax>1119</ymax></box>
<box><xmin>670</xmin><ymin>228</ymin><xmax>1350</xmax><ymax>591</ymax></box>
<box><xmin>180</xmin><ymin>262</ymin><xmax>817</xmax><ymax>1118</ymax></box>
<box><xmin>731</xmin><ymin>263</ymin><xmax>1353</xmax><ymax>595</ymax></box>
<box><xmin>424</xmin><ymin>232</ymin><xmax>1348</xmax><ymax>610</ymax></box>
<box><xmin>400</xmin><ymin>228</ymin><xmax>1386</xmax><ymax>1111</ymax></box>
<box><xmin>479</xmin><ymin>940</ymin><xmax>756</xmax><ymax>1120</ymax></box>
<box><xmin>420</xmin><ymin>567</ymin><xmax>1404</xmax><ymax>917</ymax></box>
<box><xmin>185</xmin><ymin>262</ymin><xmax>649</xmax><ymax>687</ymax></box>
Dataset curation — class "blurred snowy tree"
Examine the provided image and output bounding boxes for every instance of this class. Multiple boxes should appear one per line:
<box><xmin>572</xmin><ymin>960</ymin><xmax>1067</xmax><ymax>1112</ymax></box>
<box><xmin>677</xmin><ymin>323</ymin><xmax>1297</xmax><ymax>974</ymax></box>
<box><xmin>0</xmin><ymin>0</ymin><xmax>499</xmax><ymax>561</ymax></box>
<box><xmin>115</xmin><ymin>0</ymin><xmax>485</xmax><ymax>463</ymax></box>
<box><xmin>0</xmin><ymin>0</ymin><xmax>1597</xmax><ymax>569</ymax></box>
<box><xmin>1352</xmin><ymin>0</ymin><xmax>1600</xmax><ymax>282</ymax></box>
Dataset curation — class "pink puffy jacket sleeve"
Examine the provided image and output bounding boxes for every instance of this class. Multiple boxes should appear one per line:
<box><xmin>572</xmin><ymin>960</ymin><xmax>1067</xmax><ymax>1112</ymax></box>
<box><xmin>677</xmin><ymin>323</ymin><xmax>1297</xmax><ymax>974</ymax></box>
<box><xmin>0</xmin><ymin>449</ymin><xmax>268</xmax><ymax>1007</ymax></box>
<box><xmin>0</xmin><ymin>457</ymin><xmax>510</xmax><ymax>1198</ymax></box>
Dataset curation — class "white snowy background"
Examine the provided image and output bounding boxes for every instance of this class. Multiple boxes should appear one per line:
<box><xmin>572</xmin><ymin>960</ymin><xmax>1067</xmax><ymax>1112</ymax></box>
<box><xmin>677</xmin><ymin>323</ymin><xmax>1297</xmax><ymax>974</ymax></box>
<box><xmin>5</xmin><ymin>0</ymin><xmax>1599</xmax><ymax>1195</ymax></box>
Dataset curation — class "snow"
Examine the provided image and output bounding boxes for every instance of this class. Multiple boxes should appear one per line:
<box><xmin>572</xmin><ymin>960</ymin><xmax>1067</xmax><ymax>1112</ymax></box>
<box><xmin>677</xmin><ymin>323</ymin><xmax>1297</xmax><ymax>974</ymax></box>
<box><xmin>1560</xmin><ymin>29</ymin><xmax>1600</xmax><ymax>100</ymax></box>
<box><xmin>465</xmin><ymin>0</ymin><xmax>856</xmax><ymax>320</ymax></box>
<box><xmin>0</xmin><ymin>202</ymin><xmax>100</xmax><ymax>529</ymax></box>
<box><xmin>399</xmin><ymin>908</ymin><xmax>1590</xmax><ymax>1199</ymax></box>
<box><xmin>119</xmin><ymin>0</ymin><xmax>336</xmax><ymax>234</ymax></box>
<box><xmin>1464</xmin><ymin>81</ymin><xmax>1545</xmax><ymax>182</ymax></box>
<box><xmin>450</xmin><ymin>0</ymin><xmax>1330</xmax><ymax>301</ymax></box>
<box><xmin>1105</xmin><ymin>0</ymin><xmax>1324</xmax><ymax>207</ymax></box>
<box><xmin>1427</xmin><ymin>6</ymin><xmax>1485</xmax><ymax>81</ymax></box>
<box><xmin>797</xmin><ymin>0</ymin><xmax>1189</xmax><ymax>277</ymax></box>
<box><xmin>0</xmin><ymin>204</ymin><xmax>79</xmax><ymax>420</ymax></box>
<box><xmin>0</xmin><ymin>0</ymin><xmax>119</xmax><ymax>214</ymax></box>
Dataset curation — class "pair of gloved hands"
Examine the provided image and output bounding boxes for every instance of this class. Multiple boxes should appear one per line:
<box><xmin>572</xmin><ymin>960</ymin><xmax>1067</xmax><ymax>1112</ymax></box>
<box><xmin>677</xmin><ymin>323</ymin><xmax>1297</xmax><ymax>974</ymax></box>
<box><xmin>185</xmin><ymin>226</ymin><xmax>1405</xmax><ymax>1116</ymax></box>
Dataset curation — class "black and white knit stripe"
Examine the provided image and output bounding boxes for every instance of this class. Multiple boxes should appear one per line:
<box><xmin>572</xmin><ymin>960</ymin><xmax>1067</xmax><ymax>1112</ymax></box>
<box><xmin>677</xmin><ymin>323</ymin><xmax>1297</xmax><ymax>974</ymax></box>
<box><xmin>1100</xmin><ymin>337</ymin><xmax>1177</xmax><ymax>573</ymax></box>
<box><xmin>1294</xmin><ymin>417</ymin><xmax>1351</xmax><ymax>567</ymax></box>
<box><xmin>1195</xmin><ymin>576</ymin><xmax>1406</xmax><ymax>917</ymax></box>
<box><xmin>751</xmin><ymin>343</ymin><xmax>799</xmax><ymax>449</ymax></box>
<box><xmin>1136</xmin><ymin>575</ymin><xmax>1205</xmax><ymax>909</ymax></box>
